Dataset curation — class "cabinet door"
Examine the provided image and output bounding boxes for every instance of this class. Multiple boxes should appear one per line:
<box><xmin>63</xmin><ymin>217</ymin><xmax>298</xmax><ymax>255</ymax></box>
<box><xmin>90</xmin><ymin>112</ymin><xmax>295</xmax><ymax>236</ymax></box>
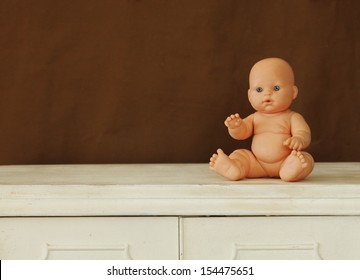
<box><xmin>181</xmin><ymin>217</ymin><xmax>360</xmax><ymax>260</ymax></box>
<box><xmin>0</xmin><ymin>217</ymin><xmax>178</xmax><ymax>260</ymax></box>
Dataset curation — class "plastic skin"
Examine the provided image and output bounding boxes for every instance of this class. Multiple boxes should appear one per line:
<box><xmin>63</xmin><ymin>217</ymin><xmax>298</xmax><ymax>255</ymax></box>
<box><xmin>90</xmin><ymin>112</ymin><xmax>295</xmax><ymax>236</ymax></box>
<box><xmin>209</xmin><ymin>58</ymin><xmax>314</xmax><ymax>182</ymax></box>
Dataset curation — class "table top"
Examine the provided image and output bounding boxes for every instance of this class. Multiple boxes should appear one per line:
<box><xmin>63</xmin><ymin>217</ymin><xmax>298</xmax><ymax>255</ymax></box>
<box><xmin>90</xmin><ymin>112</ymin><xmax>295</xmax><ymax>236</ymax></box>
<box><xmin>1</xmin><ymin>162</ymin><xmax>359</xmax><ymax>216</ymax></box>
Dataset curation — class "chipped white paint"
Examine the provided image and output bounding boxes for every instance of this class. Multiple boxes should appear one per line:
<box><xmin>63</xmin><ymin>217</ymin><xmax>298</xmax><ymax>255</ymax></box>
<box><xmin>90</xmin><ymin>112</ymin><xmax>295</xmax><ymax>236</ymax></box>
<box><xmin>0</xmin><ymin>163</ymin><xmax>359</xmax><ymax>216</ymax></box>
<box><xmin>1</xmin><ymin>163</ymin><xmax>360</xmax><ymax>259</ymax></box>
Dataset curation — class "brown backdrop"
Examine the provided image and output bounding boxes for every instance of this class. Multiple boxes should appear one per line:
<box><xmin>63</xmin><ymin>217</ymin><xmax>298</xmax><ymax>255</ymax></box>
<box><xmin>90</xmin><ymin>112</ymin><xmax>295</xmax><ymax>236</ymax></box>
<box><xmin>0</xmin><ymin>0</ymin><xmax>359</xmax><ymax>164</ymax></box>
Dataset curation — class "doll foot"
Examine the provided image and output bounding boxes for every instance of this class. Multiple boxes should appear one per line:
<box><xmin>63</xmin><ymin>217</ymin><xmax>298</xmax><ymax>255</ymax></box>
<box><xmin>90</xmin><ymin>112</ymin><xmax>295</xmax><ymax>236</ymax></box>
<box><xmin>209</xmin><ymin>149</ymin><xmax>245</xmax><ymax>180</ymax></box>
<box><xmin>209</xmin><ymin>149</ymin><xmax>232</xmax><ymax>172</ymax></box>
<box><xmin>280</xmin><ymin>150</ymin><xmax>310</xmax><ymax>182</ymax></box>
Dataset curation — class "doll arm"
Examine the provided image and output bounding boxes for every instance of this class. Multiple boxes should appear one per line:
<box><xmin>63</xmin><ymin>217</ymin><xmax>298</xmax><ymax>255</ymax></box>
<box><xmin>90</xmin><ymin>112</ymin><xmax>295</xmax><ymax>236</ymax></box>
<box><xmin>225</xmin><ymin>113</ymin><xmax>254</xmax><ymax>140</ymax></box>
<box><xmin>283</xmin><ymin>113</ymin><xmax>311</xmax><ymax>150</ymax></box>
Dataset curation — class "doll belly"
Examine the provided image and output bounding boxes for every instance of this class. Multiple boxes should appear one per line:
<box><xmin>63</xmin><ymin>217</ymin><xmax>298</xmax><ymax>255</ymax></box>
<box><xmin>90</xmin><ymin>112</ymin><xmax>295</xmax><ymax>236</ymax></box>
<box><xmin>251</xmin><ymin>133</ymin><xmax>291</xmax><ymax>163</ymax></box>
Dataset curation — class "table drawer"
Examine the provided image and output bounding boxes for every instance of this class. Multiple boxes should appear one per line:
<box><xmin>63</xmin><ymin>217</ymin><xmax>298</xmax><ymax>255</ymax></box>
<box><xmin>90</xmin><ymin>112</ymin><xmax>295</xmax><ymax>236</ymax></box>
<box><xmin>0</xmin><ymin>217</ymin><xmax>178</xmax><ymax>260</ymax></box>
<box><xmin>181</xmin><ymin>216</ymin><xmax>360</xmax><ymax>259</ymax></box>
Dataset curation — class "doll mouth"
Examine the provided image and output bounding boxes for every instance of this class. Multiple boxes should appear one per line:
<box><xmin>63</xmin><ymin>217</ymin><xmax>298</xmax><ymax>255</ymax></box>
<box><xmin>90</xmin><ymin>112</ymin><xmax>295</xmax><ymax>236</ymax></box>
<box><xmin>262</xmin><ymin>99</ymin><xmax>273</xmax><ymax>105</ymax></box>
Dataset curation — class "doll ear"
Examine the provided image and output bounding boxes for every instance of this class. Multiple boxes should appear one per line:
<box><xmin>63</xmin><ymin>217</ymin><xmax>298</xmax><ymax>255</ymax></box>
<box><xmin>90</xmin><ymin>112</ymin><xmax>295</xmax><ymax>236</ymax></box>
<box><xmin>292</xmin><ymin>85</ymin><xmax>298</xmax><ymax>100</ymax></box>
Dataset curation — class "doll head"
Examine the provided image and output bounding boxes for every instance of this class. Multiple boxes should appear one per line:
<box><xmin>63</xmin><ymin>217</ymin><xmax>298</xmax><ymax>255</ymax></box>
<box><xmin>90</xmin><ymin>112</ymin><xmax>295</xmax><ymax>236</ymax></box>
<box><xmin>248</xmin><ymin>58</ymin><xmax>298</xmax><ymax>114</ymax></box>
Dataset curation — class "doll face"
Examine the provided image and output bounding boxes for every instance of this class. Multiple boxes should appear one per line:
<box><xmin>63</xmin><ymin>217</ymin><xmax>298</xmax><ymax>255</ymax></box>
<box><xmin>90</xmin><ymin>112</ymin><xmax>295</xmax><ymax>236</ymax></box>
<box><xmin>248</xmin><ymin>58</ymin><xmax>298</xmax><ymax>114</ymax></box>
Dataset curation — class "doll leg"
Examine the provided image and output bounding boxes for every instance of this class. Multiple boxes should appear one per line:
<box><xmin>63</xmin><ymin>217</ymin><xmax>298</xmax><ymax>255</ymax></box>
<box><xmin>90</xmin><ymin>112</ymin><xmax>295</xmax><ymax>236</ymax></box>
<box><xmin>279</xmin><ymin>150</ymin><xmax>314</xmax><ymax>182</ymax></box>
<box><xmin>210</xmin><ymin>148</ymin><xmax>267</xmax><ymax>180</ymax></box>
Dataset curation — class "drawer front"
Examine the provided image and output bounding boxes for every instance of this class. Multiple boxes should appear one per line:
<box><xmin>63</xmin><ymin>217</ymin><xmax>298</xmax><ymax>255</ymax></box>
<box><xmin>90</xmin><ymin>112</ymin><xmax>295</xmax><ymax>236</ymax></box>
<box><xmin>181</xmin><ymin>217</ymin><xmax>360</xmax><ymax>260</ymax></box>
<box><xmin>0</xmin><ymin>217</ymin><xmax>178</xmax><ymax>260</ymax></box>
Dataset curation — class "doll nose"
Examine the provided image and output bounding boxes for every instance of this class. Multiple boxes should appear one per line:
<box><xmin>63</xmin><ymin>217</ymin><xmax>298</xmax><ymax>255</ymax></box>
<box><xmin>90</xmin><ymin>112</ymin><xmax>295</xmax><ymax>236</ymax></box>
<box><xmin>264</xmin><ymin>89</ymin><xmax>273</xmax><ymax>95</ymax></box>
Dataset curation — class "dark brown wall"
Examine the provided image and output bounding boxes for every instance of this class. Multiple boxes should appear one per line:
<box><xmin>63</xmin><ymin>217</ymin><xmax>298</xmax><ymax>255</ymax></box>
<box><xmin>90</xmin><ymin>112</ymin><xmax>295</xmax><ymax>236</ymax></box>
<box><xmin>0</xmin><ymin>0</ymin><xmax>359</xmax><ymax>164</ymax></box>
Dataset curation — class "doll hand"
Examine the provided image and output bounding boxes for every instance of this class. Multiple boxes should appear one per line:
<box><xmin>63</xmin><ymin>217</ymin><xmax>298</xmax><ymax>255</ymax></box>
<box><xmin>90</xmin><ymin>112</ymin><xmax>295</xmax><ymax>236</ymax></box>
<box><xmin>224</xmin><ymin>113</ymin><xmax>243</xmax><ymax>129</ymax></box>
<box><xmin>283</xmin><ymin>136</ymin><xmax>304</xmax><ymax>151</ymax></box>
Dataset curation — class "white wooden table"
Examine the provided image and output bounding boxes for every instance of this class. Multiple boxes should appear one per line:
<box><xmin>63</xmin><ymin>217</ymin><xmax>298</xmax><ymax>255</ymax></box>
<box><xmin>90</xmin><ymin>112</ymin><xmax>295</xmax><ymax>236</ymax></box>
<box><xmin>0</xmin><ymin>163</ymin><xmax>359</xmax><ymax>259</ymax></box>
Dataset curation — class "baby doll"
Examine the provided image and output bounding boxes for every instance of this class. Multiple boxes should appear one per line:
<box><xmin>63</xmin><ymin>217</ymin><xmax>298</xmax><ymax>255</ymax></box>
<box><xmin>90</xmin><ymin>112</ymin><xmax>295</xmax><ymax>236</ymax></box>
<box><xmin>209</xmin><ymin>58</ymin><xmax>314</xmax><ymax>182</ymax></box>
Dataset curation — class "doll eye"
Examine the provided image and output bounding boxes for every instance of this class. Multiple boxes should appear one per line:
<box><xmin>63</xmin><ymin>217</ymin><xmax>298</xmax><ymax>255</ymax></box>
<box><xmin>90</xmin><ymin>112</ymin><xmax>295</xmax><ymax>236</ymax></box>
<box><xmin>256</xmin><ymin>87</ymin><xmax>263</xmax><ymax>93</ymax></box>
<box><xmin>274</xmin><ymin>85</ymin><xmax>280</xmax><ymax>91</ymax></box>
